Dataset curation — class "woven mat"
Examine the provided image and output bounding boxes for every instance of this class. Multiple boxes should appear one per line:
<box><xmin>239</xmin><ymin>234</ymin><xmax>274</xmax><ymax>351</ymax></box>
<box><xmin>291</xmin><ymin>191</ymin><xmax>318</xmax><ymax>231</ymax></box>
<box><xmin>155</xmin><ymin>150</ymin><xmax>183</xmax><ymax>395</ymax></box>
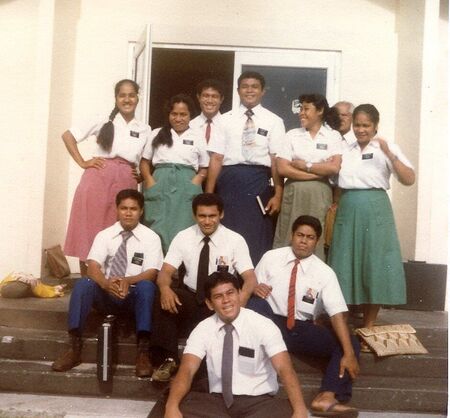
<box><xmin>355</xmin><ymin>324</ymin><xmax>428</xmax><ymax>357</ymax></box>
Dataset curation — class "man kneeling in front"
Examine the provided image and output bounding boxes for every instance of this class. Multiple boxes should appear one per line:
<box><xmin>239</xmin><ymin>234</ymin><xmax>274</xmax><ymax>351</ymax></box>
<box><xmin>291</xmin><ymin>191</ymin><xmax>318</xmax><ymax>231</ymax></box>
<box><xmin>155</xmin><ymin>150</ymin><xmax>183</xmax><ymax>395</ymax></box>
<box><xmin>162</xmin><ymin>271</ymin><xmax>308</xmax><ymax>418</ymax></box>
<box><xmin>249</xmin><ymin>215</ymin><xmax>360</xmax><ymax>417</ymax></box>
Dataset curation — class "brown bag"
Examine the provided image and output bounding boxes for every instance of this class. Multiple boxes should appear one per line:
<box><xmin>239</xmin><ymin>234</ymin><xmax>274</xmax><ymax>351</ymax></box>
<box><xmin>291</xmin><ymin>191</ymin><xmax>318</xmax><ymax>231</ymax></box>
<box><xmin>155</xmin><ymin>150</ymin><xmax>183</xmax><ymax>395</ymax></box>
<box><xmin>45</xmin><ymin>245</ymin><xmax>71</xmax><ymax>279</ymax></box>
<box><xmin>355</xmin><ymin>324</ymin><xmax>428</xmax><ymax>357</ymax></box>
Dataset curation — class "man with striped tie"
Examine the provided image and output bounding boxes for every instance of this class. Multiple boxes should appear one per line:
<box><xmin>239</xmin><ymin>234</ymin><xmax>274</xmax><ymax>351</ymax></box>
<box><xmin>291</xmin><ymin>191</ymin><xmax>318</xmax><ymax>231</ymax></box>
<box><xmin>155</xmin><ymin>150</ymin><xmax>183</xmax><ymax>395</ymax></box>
<box><xmin>248</xmin><ymin>215</ymin><xmax>360</xmax><ymax>418</ymax></box>
<box><xmin>52</xmin><ymin>189</ymin><xmax>163</xmax><ymax>378</ymax></box>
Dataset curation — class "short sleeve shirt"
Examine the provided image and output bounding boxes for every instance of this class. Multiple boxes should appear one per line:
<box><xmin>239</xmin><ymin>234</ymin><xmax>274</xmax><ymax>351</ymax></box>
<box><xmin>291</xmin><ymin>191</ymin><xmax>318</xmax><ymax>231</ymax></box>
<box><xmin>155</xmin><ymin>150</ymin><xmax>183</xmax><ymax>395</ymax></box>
<box><xmin>142</xmin><ymin>127</ymin><xmax>209</xmax><ymax>171</ymax></box>
<box><xmin>277</xmin><ymin>125</ymin><xmax>342</xmax><ymax>163</ymax></box>
<box><xmin>164</xmin><ymin>224</ymin><xmax>254</xmax><ymax>291</ymax></box>
<box><xmin>208</xmin><ymin>104</ymin><xmax>285</xmax><ymax>167</ymax></box>
<box><xmin>87</xmin><ymin>222</ymin><xmax>163</xmax><ymax>278</ymax></box>
<box><xmin>184</xmin><ymin>308</ymin><xmax>287</xmax><ymax>396</ymax></box>
<box><xmin>255</xmin><ymin>247</ymin><xmax>348</xmax><ymax>320</ymax></box>
<box><xmin>69</xmin><ymin>113</ymin><xmax>151</xmax><ymax>166</ymax></box>
<box><xmin>338</xmin><ymin>139</ymin><xmax>414</xmax><ymax>190</ymax></box>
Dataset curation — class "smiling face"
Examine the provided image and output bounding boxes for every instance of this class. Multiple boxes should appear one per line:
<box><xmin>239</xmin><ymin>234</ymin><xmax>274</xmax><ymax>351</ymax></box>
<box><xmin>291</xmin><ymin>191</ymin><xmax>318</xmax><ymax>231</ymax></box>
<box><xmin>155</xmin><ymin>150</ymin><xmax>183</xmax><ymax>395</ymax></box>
<box><xmin>194</xmin><ymin>204</ymin><xmax>223</xmax><ymax>236</ymax></box>
<box><xmin>117</xmin><ymin>197</ymin><xmax>143</xmax><ymax>231</ymax></box>
<box><xmin>197</xmin><ymin>87</ymin><xmax>224</xmax><ymax>119</ymax></box>
<box><xmin>115</xmin><ymin>82</ymin><xmax>139</xmax><ymax>121</ymax></box>
<box><xmin>353</xmin><ymin>111</ymin><xmax>377</xmax><ymax>147</ymax></box>
<box><xmin>205</xmin><ymin>282</ymin><xmax>241</xmax><ymax>323</ymax></box>
<box><xmin>169</xmin><ymin>101</ymin><xmax>191</xmax><ymax>134</ymax></box>
<box><xmin>291</xmin><ymin>224</ymin><xmax>318</xmax><ymax>260</ymax></box>
<box><xmin>299</xmin><ymin>101</ymin><xmax>324</xmax><ymax>130</ymax></box>
<box><xmin>238</xmin><ymin>77</ymin><xmax>265</xmax><ymax>109</ymax></box>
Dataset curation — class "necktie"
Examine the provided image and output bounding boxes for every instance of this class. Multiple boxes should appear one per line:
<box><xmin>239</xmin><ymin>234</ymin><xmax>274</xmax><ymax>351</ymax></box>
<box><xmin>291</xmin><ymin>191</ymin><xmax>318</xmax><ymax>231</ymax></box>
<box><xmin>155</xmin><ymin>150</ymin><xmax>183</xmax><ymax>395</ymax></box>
<box><xmin>222</xmin><ymin>323</ymin><xmax>234</xmax><ymax>408</ymax></box>
<box><xmin>196</xmin><ymin>236</ymin><xmax>210</xmax><ymax>303</ymax></box>
<box><xmin>205</xmin><ymin>119</ymin><xmax>212</xmax><ymax>143</ymax></box>
<box><xmin>242</xmin><ymin>109</ymin><xmax>256</xmax><ymax>161</ymax></box>
<box><xmin>109</xmin><ymin>230</ymin><xmax>133</xmax><ymax>278</ymax></box>
<box><xmin>287</xmin><ymin>259</ymin><xmax>300</xmax><ymax>330</ymax></box>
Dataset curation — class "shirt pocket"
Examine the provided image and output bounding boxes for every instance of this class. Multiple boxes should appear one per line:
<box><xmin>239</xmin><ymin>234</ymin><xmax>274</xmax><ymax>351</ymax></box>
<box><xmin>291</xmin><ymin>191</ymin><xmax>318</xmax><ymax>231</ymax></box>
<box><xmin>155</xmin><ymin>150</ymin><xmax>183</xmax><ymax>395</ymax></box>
<box><xmin>237</xmin><ymin>346</ymin><xmax>257</xmax><ymax>375</ymax></box>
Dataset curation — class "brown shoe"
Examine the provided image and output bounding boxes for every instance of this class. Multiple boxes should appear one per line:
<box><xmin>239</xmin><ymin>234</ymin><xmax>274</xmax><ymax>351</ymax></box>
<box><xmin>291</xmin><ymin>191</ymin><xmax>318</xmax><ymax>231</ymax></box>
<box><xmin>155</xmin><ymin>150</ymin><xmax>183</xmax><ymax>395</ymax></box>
<box><xmin>52</xmin><ymin>348</ymin><xmax>82</xmax><ymax>372</ymax></box>
<box><xmin>135</xmin><ymin>351</ymin><xmax>153</xmax><ymax>378</ymax></box>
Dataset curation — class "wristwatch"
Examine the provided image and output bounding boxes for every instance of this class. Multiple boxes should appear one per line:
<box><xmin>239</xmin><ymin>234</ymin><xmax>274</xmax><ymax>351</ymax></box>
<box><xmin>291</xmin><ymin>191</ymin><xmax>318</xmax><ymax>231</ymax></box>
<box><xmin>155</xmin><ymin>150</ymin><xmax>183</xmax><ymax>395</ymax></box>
<box><xmin>306</xmin><ymin>162</ymin><xmax>313</xmax><ymax>173</ymax></box>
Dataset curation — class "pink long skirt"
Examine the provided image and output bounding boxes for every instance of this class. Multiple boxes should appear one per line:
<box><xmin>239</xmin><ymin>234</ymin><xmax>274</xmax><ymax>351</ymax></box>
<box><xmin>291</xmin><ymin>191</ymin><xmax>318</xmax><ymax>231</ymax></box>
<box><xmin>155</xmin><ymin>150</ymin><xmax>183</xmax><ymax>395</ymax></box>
<box><xmin>64</xmin><ymin>158</ymin><xmax>137</xmax><ymax>261</ymax></box>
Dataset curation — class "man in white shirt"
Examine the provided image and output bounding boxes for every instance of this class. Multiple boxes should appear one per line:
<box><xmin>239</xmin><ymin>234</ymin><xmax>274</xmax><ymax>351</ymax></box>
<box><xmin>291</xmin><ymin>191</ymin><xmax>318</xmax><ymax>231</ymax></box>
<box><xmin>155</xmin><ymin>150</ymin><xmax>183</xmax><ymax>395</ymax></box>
<box><xmin>206</xmin><ymin>71</ymin><xmax>285</xmax><ymax>265</ymax></box>
<box><xmin>190</xmin><ymin>79</ymin><xmax>225</xmax><ymax>144</ymax></box>
<box><xmin>159</xmin><ymin>271</ymin><xmax>309</xmax><ymax>418</ymax></box>
<box><xmin>333</xmin><ymin>101</ymin><xmax>357</xmax><ymax>150</ymax></box>
<box><xmin>52</xmin><ymin>189</ymin><xmax>163</xmax><ymax>378</ymax></box>
<box><xmin>248</xmin><ymin>215</ymin><xmax>360</xmax><ymax>417</ymax></box>
<box><xmin>150</xmin><ymin>193</ymin><xmax>257</xmax><ymax>382</ymax></box>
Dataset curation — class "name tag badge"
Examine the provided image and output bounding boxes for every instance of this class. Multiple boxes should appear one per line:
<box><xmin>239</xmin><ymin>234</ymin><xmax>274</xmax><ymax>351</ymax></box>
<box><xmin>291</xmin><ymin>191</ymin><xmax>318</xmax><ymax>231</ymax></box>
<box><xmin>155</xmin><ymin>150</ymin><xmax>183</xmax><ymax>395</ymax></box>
<box><xmin>238</xmin><ymin>346</ymin><xmax>255</xmax><ymax>358</ymax></box>
<box><xmin>257</xmin><ymin>128</ymin><xmax>268</xmax><ymax>137</ymax></box>
<box><xmin>130</xmin><ymin>130</ymin><xmax>140</xmax><ymax>138</ymax></box>
<box><xmin>183</xmin><ymin>139</ymin><xmax>194</xmax><ymax>145</ymax></box>
<box><xmin>316</xmin><ymin>143</ymin><xmax>328</xmax><ymax>150</ymax></box>
<box><xmin>131</xmin><ymin>252</ymin><xmax>144</xmax><ymax>266</ymax></box>
<box><xmin>299</xmin><ymin>288</ymin><xmax>318</xmax><ymax>316</ymax></box>
<box><xmin>302</xmin><ymin>288</ymin><xmax>318</xmax><ymax>304</ymax></box>
<box><xmin>362</xmin><ymin>153</ymin><xmax>374</xmax><ymax>160</ymax></box>
<box><xmin>216</xmin><ymin>256</ymin><xmax>229</xmax><ymax>272</ymax></box>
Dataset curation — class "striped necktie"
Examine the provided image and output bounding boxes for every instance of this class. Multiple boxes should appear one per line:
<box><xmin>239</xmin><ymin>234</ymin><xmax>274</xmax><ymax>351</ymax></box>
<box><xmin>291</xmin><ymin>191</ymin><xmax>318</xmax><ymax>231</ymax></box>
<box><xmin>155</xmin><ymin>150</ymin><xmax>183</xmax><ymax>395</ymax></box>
<box><xmin>222</xmin><ymin>323</ymin><xmax>234</xmax><ymax>408</ymax></box>
<box><xmin>109</xmin><ymin>230</ymin><xmax>133</xmax><ymax>278</ymax></box>
<box><xmin>287</xmin><ymin>259</ymin><xmax>300</xmax><ymax>330</ymax></box>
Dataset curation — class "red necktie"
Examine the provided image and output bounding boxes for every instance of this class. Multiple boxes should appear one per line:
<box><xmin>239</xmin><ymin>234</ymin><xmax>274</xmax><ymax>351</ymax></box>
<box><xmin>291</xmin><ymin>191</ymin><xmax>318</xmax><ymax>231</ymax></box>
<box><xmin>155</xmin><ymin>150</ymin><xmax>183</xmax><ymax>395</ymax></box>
<box><xmin>205</xmin><ymin>119</ymin><xmax>212</xmax><ymax>143</ymax></box>
<box><xmin>287</xmin><ymin>259</ymin><xmax>300</xmax><ymax>330</ymax></box>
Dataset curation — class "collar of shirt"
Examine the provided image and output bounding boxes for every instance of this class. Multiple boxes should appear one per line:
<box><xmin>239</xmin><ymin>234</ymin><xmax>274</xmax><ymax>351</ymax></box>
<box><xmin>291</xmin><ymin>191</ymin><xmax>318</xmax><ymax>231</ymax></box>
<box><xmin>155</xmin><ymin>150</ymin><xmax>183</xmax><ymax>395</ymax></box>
<box><xmin>170</xmin><ymin>127</ymin><xmax>192</xmax><ymax>139</ymax></box>
<box><xmin>349</xmin><ymin>138</ymin><xmax>380</xmax><ymax>152</ymax></box>
<box><xmin>239</xmin><ymin>103</ymin><xmax>263</xmax><ymax>117</ymax></box>
<box><xmin>111</xmin><ymin>221</ymin><xmax>144</xmax><ymax>241</ymax></box>
<box><xmin>193</xmin><ymin>224</ymin><xmax>222</xmax><ymax>247</ymax></box>
<box><xmin>299</xmin><ymin>124</ymin><xmax>330</xmax><ymax>140</ymax></box>
<box><xmin>213</xmin><ymin>307</ymin><xmax>245</xmax><ymax>338</ymax></box>
<box><xmin>283</xmin><ymin>248</ymin><xmax>315</xmax><ymax>275</ymax></box>
<box><xmin>199</xmin><ymin>112</ymin><xmax>221</xmax><ymax>124</ymax></box>
<box><xmin>115</xmin><ymin>112</ymin><xmax>139</xmax><ymax>127</ymax></box>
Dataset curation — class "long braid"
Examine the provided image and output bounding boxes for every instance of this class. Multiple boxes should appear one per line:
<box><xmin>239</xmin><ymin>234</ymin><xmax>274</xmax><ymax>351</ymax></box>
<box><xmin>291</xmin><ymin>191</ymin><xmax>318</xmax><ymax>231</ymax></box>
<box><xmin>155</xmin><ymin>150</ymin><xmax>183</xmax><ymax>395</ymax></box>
<box><xmin>97</xmin><ymin>106</ymin><xmax>119</xmax><ymax>152</ymax></box>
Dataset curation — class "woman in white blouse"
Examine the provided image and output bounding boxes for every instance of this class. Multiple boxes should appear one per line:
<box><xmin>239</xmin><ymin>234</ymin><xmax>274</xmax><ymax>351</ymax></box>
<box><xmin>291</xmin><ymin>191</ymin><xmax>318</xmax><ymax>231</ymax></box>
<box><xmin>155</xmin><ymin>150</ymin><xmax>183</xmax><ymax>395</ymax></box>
<box><xmin>274</xmin><ymin>94</ymin><xmax>342</xmax><ymax>260</ymax></box>
<box><xmin>328</xmin><ymin>104</ymin><xmax>415</xmax><ymax>330</ymax></box>
<box><xmin>140</xmin><ymin>94</ymin><xmax>209</xmax><ymax>253</ymax></box>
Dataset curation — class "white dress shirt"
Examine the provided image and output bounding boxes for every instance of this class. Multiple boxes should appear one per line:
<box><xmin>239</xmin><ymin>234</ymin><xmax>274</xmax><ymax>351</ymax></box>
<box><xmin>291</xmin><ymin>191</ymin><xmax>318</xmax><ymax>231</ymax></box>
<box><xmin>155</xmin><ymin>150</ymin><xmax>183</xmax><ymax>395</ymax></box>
<box><xmin>184</xmin><ymin>307</ymin><xmax>287</xmax><ymax>396</ymax></box>
<box><xmin>164</xmin><ymin>224</ymin><xmax>254</xmax><ymax>291</ymax></box>
<box><xmin>277</xmin><ymin>125</ymin><xmax>342</xmax><ymax>163</ymax></box>
<box><xmin>341</xmin><ymin>128</ymin><xmax>357</xmax><ymax>151</ymax></box>
<box><xmin>142</xmin><ymin>127</ymin><xmax>209</xmax><ymax>171</ymax></box>
<box><xmin>87</xmin><ymin>222</ymin><xmax>163</xmax><ymax>278</ymax></box>
<box><xmin>208</xmin><ymin>104</ymin><xmax>285</xmax><ymax>167</ymax></box>
<box><xmin>190</xmin><ymin>112</ymin><xmax>223</xmax><ymax>143</ymax></box>
<box><xmin>338</xmin><ymin>138</ymin><xmax>414</xmax><ymax>190</ymax></box>
<box><xmin>70</xmin><ymin>113</ymin><xmax>151</xmax><ymax>166</ymax></box>
<box><xmin>255</xmin><ymin>247</ymin><xmax>348</xmax><ymax>321</ymax></box>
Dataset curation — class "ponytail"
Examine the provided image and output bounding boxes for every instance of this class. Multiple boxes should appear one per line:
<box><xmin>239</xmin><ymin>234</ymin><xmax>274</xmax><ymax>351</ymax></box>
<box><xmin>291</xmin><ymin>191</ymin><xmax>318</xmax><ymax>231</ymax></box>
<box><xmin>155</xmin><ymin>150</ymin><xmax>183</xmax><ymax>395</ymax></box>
<box><xmin>323</xmin><ymin>107</ymin><xmax>341</xmax><ymax>131</ymax></box>
<box><xmin>152</xmin><ymin>126</ymin><xmax>173</xmax><ymax>149</ymax></box>
<box><xmin>97</xmin><ymin>106</ymin><xmax>119</xmax><ymax>152</ymax></box>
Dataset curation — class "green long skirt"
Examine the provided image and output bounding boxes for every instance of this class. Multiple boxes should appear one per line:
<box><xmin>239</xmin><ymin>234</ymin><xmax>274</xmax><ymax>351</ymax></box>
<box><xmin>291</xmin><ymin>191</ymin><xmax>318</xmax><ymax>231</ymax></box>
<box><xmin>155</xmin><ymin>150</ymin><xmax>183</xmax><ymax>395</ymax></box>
<box><xmin>143</xmin><ymin>163</ymin><xmax>202</xmax><ymax>254</ymax></box>
<box><xmin>328</xmin><ymin>189</ymin><xmax>406</xmax><ymax>305</ymax></box>
<box><xmin>273</xmin><ymin>179</ymin><xmax>332</xmax><ymax>260</ymax></box>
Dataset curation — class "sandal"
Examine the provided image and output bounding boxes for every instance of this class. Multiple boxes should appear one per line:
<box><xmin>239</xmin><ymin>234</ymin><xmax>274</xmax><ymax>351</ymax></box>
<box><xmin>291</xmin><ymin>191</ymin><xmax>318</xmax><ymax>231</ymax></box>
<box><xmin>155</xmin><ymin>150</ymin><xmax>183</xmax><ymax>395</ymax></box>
<box><xmin>311</xmin><ymin>400</ymin><xmax>359</xmax><ymax>417</ymax></box>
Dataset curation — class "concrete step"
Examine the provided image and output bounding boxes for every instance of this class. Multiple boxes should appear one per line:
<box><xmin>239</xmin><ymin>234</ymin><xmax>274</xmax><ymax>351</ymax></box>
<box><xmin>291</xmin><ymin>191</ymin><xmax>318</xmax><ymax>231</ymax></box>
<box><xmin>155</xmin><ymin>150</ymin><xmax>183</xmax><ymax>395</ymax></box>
<box><xmin>0</xmin><ymin>359</ymin><xmax>446</xmax><ymax>414</ymax></box>
<box><xmin>1</xmin><ymin>326</ymin><xmax>447</xmax><ymax>380</ymax></box>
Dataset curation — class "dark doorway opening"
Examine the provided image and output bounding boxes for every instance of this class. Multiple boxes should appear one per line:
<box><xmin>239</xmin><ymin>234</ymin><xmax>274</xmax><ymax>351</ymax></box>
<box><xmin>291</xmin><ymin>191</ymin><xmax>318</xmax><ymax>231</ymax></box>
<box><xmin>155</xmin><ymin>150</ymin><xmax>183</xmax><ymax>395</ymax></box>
<box><xmin>149</xmin><ymin>48</ymin><xmax>235</xmax><ymax>128</ymax></box>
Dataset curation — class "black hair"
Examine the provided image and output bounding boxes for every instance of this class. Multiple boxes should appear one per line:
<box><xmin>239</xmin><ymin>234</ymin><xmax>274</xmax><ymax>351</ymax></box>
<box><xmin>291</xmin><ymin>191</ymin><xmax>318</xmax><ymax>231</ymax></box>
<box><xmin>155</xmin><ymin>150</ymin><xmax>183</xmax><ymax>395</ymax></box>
<box><xmin>291</xmin><ymin>215</ymin><xmax>322</xmax><ymax>239</ymax></box>
<box><xmin>237</xmin><ymin>71</ymin><xmax>266</xmax><ymax>90</ymax></box>
<box><xmin>204</xmin><ymin>271</ymin><xmax>241</xmax><ymax>301</ymax></box>
<box><xmin>353</xmin><ymin>104</ymin><xmax>380</xmax><ymax>126</ymax></box>
<box><xmin>152</xmin><ymin>94</ymin><xmax>197</xmax><ymax>149</ymax></box>
<box><xmin>192</xmin><ymin>193</ymin><xmax>224</xmax><ymax>215</ymax></box>
<box><xmin>115</xmin><ymin>189</ymin><xmax>144</xmax><ymax>209</ymax></box>
<box><xmin>196</xmin><ymin>79</ymin><xmax>225</xmax><ymax>98</ymax></box>
<box><xmin>299</xmin><ymin>93</ymin><xmax>340</xmax><ymax>131</ymax></box>
<box><xmin>97</xmin><ymin>79</ymin><xmax>139</xmax><ymax>152</ymax></box>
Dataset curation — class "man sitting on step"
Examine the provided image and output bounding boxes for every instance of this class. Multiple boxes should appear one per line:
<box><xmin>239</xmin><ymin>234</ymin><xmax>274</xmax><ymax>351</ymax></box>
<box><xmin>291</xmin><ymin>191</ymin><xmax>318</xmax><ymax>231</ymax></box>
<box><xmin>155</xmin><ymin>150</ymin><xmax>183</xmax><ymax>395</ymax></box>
<box><xmin>149</xmin><ymin>193</ymin><xmax>257</xmax><ymax>383</ymax></box>
<box><xmin>158</xmin><ymin>271</ymin><xmax>309</xmax><ymax>418</ymax></box>
<box><xmin>248</xmin><ymin>215</ymin><xmax>360</xmax><ymax>418</ymax></box>
<box><xmin>52</xmin><ymin>189</ymin><xmax>163</xmax><ymax>378</ymax></box>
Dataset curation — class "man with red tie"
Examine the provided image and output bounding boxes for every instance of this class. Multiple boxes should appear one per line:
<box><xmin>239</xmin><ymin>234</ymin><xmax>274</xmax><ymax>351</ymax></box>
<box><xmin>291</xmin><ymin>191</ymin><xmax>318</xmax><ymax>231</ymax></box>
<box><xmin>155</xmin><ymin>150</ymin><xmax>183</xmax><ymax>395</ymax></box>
<box><xmin>248</xmin><ymin>215</ymin><xmax>360</xmax><ymax>418</ymax></box>
<box><xmin>190</xmin><ymin>79</ymin><xmax>225</xmax><ymax>144</ymax></box>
